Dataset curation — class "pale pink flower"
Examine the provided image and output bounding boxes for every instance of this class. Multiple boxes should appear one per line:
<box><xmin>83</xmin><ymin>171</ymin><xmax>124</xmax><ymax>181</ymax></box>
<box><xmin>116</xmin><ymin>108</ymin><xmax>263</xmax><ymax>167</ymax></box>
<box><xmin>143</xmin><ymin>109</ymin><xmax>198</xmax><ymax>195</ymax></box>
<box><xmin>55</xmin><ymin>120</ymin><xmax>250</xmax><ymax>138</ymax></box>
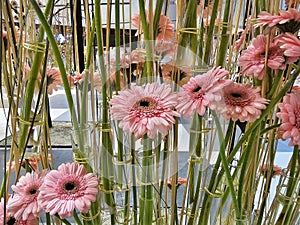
<box><xmin>131</xmin><ymin>11</ymin><xmax>174</xmax><ymax>41</ymax></box>
<box><xmin>130</xmin><ymin>49</ymin><xmax>146</xmax><ymax>64</ymax></box>
<box><xmin>277</xmin><ymin>89</ymin><xmax>300</xmax><ymax>146</ymax></box>
<box><xmin>7</xmin><ymin>172</ymin><xmax>45</xmax><ymax>220</ymax></box>
<box><xmin>237</xmin><ymin>35</ymin><xmax>286</xmax><ymax>80</ymax></box>
<box><xmin>1</xmin><ymin>198</ymin><xmax>38</xmax><ymax>225</ymax></box>
<box><xmin>38</xmin><ymin>162</ymin><xmax>98</xmax><ymax>219</ymax></box>
<box><xmin>256</xmin><ymin>9</ymin><xmax>300</xmax><ymax>33</ymax></box>
<box><xmin>0</xmin><ymin>198</ymin><xmax>9</xmax><ymax>225</ymax></box>
<box><xmin>275</xmin><ymin>33</ymin><xmax>300</xmax><ymax>60</ymax></box>
<box><xmin>46</xmin><ymin>67</ymin><xmax>63</xmax><ymax>95</ymax></box>
<box><xmin>155</xmin><ymin>41</ymin><xmax>177</xmax><ymax>58</ymax></box>
<box><xmin>161</xmin><ymin>62</ymin><xmax>192</xmax><ymax>87</ymax></box>
<box><xmin>176</xmin><ymin>67</ymin><xmax>230</xmax><ymax>118</ymax></box>
<box><xmin>110</xmin><ymin>82</ymin><xmax>180</xmax><ymax>139</ymax></box>
<box><xmin>260</xmin><ymin>164</ymin><xmax>282</xmax><ymax>178</ymax></box>
<box><xmin>210</xmin><ymin>82</ymin><xmax>269</xmax><ymax>122</ymax></box>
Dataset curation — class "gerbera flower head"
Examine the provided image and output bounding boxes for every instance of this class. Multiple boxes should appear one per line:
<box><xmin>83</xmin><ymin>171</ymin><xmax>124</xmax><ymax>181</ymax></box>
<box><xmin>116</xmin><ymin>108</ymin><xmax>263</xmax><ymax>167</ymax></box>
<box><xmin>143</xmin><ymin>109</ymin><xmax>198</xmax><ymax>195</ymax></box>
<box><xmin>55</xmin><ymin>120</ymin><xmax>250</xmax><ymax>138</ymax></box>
<box><xmin>276</xmin><ymin>89</ymin><xmax>300</xmax><ymax>146</ymax></box>
<box><xmin>256</xmin><ymin>9</ymin><xmax>300</xmax><ymax>33</ymax></box>
<box><xmin>38</xmin><ymin>162</ymin><xmax>98</xmax><ymax>219</ymax></box>
<box><xmin>110</xmin><ymin>82</ymin><xmax>180</xmax><ymax>139</ymax></box>
<box><xmin>155</xmin><ymin>41</ymin><xmax>177</xmax><ymax>58</ymax></box>
<box><xmin>131</xmin><ymin>11</ymin><xmax>174</xmax><ymax>41</ymax></box>
<box><xmin>176</xmin><ymin>67</ymin><xmax>230</xmax><ymax>118</ymax></box>
<box><xmin>275</xmin><ymin>33</ymin><xmax>300</xmax><ymax>61</ymax></box>
<box><xmin>209</xmin><ymin>82</ymin><xmax>269</xmax><ymax>122</ymax></box>
<box><xmin>7</xmin><ymin>171</ymin><xmax>45</xmax><ymax>220</ymax></box>
<box><xmin>46</xmin><ymin>67</ymin><xmax>63</xmax><ymax>95</ymax></box>
<box><xmin>237</xmin><ymin>35</ymin><xmax>286</xmax><ymax>80</ymax></box>
<box><xmin>161</xmin><ymin>61</ymin><xmax>192</xmax><ymax>87</ymax></box>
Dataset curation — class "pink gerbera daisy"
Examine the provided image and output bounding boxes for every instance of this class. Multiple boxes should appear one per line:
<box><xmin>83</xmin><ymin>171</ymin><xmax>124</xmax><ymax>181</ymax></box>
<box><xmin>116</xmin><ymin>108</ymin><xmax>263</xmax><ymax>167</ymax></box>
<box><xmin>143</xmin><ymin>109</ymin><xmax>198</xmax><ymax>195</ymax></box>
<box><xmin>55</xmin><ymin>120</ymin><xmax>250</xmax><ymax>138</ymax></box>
<box><xmin>131</xmin><ymin>11</ymin><xmax>174</xmax><ymax>41</ymax></box>
<box><xmin>161</xmin><ymin>61</ymin><xmax>192</xmax><ymax>87</ymax></box>
<box><xmin>237</xmin><ymin>35</ymin><xmax>286</xmax><ymax>80</ymax></box>
<box><xmin>38</xmin><ymin>162</ymin><xmax>98</xmax><ymax>219</ymax></box>
<box><xmin>210</xmin><ymin>82</ymin><xmax>269</xmax><ymax>122</ymax></box>
<box><xmin>1</xmin><ymin>198</ymin><xmax>38</xmax><ymax>225</ymax></box>
<box><xmin>277</xmin><ymin>89</ymin><xmax>300</xmax><ymax>146</ymax></box>
<box><xmin>275</xmin><ymin>33</ymin><xmax>300</xmax><ymax>60</ymax></box>
<box><xmin>7</xmin><ymin>171</ymin><xmax>45</xmax><ymax>220</ymax></box>
<box><xmin>256</xmin><ymin>9</ymin><xmax>300</xmax><ymax>33</ymax></box>
<box><xmin>46</xmin><ymin>67</ymin><xmax>63</xmax><ymax>95</ymax></box>
<box><xmin>176</xmin><ymin>67</ymin><xmax>230</xmax><ymax>118</ymax></box>
<box><xmin>110</xmin><ymin>82</ymin><xmax>180</xmax><ymax>139</ymax></box>
<box><xmin>155</xmin><ymin>41</ymin><xmax>177</xmax><ymax>58</ymax></box>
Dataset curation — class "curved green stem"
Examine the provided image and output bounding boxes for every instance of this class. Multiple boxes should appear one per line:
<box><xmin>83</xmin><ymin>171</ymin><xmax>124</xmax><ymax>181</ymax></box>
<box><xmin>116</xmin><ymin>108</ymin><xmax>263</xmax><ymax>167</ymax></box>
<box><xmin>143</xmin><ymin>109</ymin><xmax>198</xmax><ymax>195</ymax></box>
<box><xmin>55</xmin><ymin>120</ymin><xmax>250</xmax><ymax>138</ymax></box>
<box><xmin>29</xmin><ymin>0</ymin><xmax>78</xmax><ymax>131</ymax></box>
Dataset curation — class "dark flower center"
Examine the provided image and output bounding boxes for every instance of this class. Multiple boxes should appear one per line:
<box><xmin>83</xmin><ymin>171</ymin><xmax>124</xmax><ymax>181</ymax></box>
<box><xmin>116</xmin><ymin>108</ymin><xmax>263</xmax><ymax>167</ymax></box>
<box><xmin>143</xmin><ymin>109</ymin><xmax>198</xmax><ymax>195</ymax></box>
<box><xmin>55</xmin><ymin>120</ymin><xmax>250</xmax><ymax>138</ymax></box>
<box><xmin>139</xmin><ymin>100</ymin><xmax>150</xmax><ymax>107</ymax></box>
<box><xmin>134</xmin><ymin>97</ymin><xmax>156</xmax><ymax>112</ymax></box>
<box><xmin>47</xmin><ymin>76</ymin><xmax>54</xmax><ymax>86</ymax></box>
<box><xmin>6</xmin><ymin>217</ymin><xmax>16</xmax><ymax>225</ymax></box>
<box><xmin>231</xmin><ymin>93</ymin><xmax>242</xmax><ymax>98</ymax></box>
<box><xmin>64</xmin><ymin>182</ymin><xmax>76</xmax><ymax>191</ymax></box>
<box><xmin>193</xmin><ymin>86</ymin><xmax>202</xmax><ymax>93</ymax></box>
<box><xmin>29</xmin><ymin>188</ymin><xmax>37</xmax><ymax>195</ymax></box>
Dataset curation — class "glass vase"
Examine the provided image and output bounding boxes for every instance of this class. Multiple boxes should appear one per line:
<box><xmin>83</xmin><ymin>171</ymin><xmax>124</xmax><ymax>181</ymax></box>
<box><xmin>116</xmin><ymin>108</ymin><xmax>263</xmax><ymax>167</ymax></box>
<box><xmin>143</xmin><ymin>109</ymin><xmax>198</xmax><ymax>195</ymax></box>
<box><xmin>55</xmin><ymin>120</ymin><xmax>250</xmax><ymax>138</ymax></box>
<box><xmin>71</xmin><ymin>125</ymin><xmax>95</xmax><ymax>173</ymax></box>
<box><xmin>230</xmin><ymin>209</ymin><xmax>251</xmax><ymax>225</ymax></box>
<box><xmin>265</xmin><ymin>169</ymin><xmax>300</xmax><ymax>225</ymax></box>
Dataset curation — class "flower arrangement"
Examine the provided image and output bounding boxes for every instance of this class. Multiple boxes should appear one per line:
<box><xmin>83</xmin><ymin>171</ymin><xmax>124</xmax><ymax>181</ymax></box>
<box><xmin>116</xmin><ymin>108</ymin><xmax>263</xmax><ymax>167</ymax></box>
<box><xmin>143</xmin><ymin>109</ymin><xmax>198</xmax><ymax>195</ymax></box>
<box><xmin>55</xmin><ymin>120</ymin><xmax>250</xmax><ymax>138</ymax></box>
<box><xmin>1</xmin><ymin>0</ymin><xmax>300</xmax><ymax>225</ymax></box>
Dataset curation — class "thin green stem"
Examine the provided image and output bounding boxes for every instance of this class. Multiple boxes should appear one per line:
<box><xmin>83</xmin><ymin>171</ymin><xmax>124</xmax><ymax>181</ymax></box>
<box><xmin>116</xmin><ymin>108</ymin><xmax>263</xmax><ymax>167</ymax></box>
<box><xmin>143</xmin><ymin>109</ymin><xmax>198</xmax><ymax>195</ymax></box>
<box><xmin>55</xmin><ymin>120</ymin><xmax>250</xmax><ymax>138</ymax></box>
<box><xmin>237</xmin><ymin>127</ymin><xmax>258</xmax><ymax>210</ymax></box>
<box><xmin>197</xmin><ymin>120</ymin><xmax>234</xmax><ymax>224</ymax></box>
<box><xmin>80</xmin><ymin>21</ymin><xmax>95</xmax><ymax>127</ymax></box>
<box><xmin>115</xmin><ymin>0</ymin><xmax>121</xmax><ymax>92</ymax></box>
<box><xmin>203</xmin><ymin>0</ymin><xmax>220</xmax><ymax>64</ymax></box>
<box><xmin>138</xmin><ymin>0</ymin><xmax>153</xmax><ymax>81</ymax></box>
<box><xmin>29</xmin><ymin>0</ymin><xmax>78</xmax><ymax>130</ymax></box>
<box><xmin>212</xmin><ymin>111</ymin><xmax>240</xmax><ymax>219</ymax></box>
<box><xmin>73</xmin><ymin>210</ymin><xmax>83</xmax><ymax>225</ymax></box>
<box><xmin>217</xmin><ymin>0</ymin><xmax>231</xmax><ymax>67</ymax></box>
<box><xmin>19</xmin><ymin>0</ymin><xmax>53</xmax><ymax>155</ymax></box>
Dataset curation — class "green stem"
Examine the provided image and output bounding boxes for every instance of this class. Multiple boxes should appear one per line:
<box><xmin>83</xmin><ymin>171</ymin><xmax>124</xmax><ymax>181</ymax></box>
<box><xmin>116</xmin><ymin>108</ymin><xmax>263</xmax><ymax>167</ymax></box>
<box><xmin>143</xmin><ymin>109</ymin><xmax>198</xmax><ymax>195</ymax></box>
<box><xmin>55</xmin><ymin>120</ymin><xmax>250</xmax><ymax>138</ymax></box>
<box><xmin>197</xmin><ymin>120</ymin><xmax>234</xmax><ymax>224</ymax></box>
<box><xmin>153</xmin><ymin>0</ymin><xmax>164</xmax><ymax>39</ymax></box>
<box><xmin>54</xmin><ymin>215</ymin><xmax>72</xmax><ymax>225</ymax></box>
<box><xmin>45</xmin><ymin>213</ymin><xmax>51</xmax><ymax>225</ymax></box>
<box><xmin>19</xmin><ymin>0</ymin><xmax>52</xmax><ymax>155</ymax></box>
<box><xmin>139</xmin><ymin>135</ymin><xmax>154</xmax><ymax>225</ymax></box>
<box><xmin>203</xmin><ymin>0</ymin><xmax>220</xmax><ymax>64</ymax></box>
<box><xmin>80</xmin><ymin>21</ymin><xmax>95</xmax><ymax>127</ymax></box>
<box><xmin>187</xmin><ymin>165</ymin><xmax>203</xmax><ymax>225</ymax></box>
<box><xmin>216</xmin><ymin>0</ymin><xmax>231</xmax><ymax>67</ymax></box>
<box><xmin>29</xmin><ymin>0</ymin><xmax>79</xmax><ymax>130</ymax></box>
<box><xmin>212</xmin><ymin>111</ymin><xmax>240</xmax><ymax>219</ymax></box>
<box><xmin>130</xmin><ymin>135</ymin><xmax>138</xmax><ymax>225</ymax></box>
<box><xmin>237</xmin><ymin>127</ymin><xmax>258</xmax><ymax>210</ymax></box>
<box><xmin>138</xmin><ymin>0</ymin><xmax>153</xmax><ymax>81</ymax></box>
<box><xmin>94</xmin><ymin>1</ymin><xmax>116</xmax><ymax>224</ymax></box>
<box><xmin>115</xmin><ymin>0</ymin><xmax>121</xmax><ymax>93</ymax></box>
<box><xmin>73</xmin><ymin>210</ymin><xmax>83</xmax><ymax>225</ymax></box>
